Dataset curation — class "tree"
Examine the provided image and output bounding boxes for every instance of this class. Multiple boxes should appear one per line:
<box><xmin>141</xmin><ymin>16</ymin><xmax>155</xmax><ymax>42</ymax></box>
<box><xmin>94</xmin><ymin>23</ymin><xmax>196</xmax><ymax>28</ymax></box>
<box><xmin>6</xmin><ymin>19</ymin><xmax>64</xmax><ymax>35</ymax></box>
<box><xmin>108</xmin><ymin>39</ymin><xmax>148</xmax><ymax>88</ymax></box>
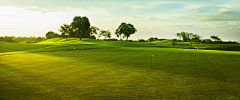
<box><xmin>176</xmin><ymin>32</ymin><xmax>202</xmax><ymax>46</ymax></box>
<box><xmin>88</xmin><ymin>26</ymin><xmax>99</xmax><ymax>36</ymax></box>
<box><xmin>192</xmin><ymin>34</ymin><xmax>202</xmax><ymax>42</ymax></box>
<box><xmin>205</xmin><ymin>39</ymin><xmax>213</xmax><ymax>44</ymax></box>
<box><xmin>99</xmin><ymin>30</ymin><xmax>111</xmax><ymax>39</ymax></box>
<box><xmin>185</xmin><ymin>33</ymin><xmax>196</xmax><ymax>46</ymax></box>
<box><xmin>71</xmin><ymin>16</ymin><xmax>91</xmax><ymax>40</ymax></box>
<box><xmin>59</xmin><ymin>23</ymin><xmax>71</xmax><ymax>40</ymax></box>
<box><xmin>86</xmin><ymin>26</ymin><xmax>99</xmax><ymax>39</ymax></box>
<box><xmin>172</xmin><ymin>39</ymin><xmax>177</xmax><ymax>46</ymax></box>
<box><xmin>176</xmin><ymin>32</ymin><xmax>187</xmax><ymax>42</ymax></box>
<box><xmin>176</xmin><ymin>33</ymin><xmax>182</xmax><ymax>40</ymax></box>
<box><xmin>46</xmin><ymin>31</ymin><xmax>58</xmax><ymax>39</ymax></box>
<box><xmin>115</xmin><ymin>22</ymin><xmax>137</xmax><ymax>41</ymax></box>
<box><xmin>148</xmin><ymin>37</ymin><xmax>154</xmax><ymax>45</ymax></box>
<box><xmin>210</xmin><ymin>36</ymin><xmax>222</xmax><ymax>44</ymax></box>
<box><xmin>153</xmin><ymin>37</ymin><xmax>158</xmax><ymax>41</ymax></box>
<box><xmin>35</xmin><ymin>37</ymin><xmax>42</xmax><ymax>42</ymax></box>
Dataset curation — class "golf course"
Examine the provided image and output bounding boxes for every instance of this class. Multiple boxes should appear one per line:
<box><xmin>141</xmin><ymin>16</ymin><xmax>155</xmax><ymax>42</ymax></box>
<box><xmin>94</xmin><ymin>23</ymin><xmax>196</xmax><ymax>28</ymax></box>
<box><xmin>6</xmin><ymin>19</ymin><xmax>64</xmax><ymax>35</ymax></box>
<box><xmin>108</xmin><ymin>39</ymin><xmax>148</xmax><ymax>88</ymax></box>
<box><xmin>0</xmin><ymin>38</ymin><xmax>240</xmax><ymax>99</ymax></box>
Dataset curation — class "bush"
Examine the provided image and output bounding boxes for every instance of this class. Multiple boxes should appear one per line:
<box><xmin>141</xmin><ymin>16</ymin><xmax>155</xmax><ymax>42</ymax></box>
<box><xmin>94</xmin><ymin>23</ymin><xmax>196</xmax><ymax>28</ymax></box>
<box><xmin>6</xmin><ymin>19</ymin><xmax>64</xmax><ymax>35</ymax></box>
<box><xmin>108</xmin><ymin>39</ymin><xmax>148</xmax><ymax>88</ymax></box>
<box><xmin>128</xmin><ymin>40</ymin><xmax>133</xmax><ymax>42</ymax></box>
<box><xmin>0</xmin><ymin>37</ymin><xmax>4</xmax><ymax>41</ymax></box>
<box><xmin>0</xmin><ymin>36</ymin><xmax>46</xmax><ymax>43</ymax></box>
<box><xmin>177</xmin><ymin>40</ymin><xmax>182</xmax><ymax>42</ymax></box>
<box><xmin>138</xmin><ymin>39</ymin><xmax>145</xmax><ymax>42</ymax></box>
<box><xmin>107</xmin><ymin>38</ymin><xmax>118</xmax><ymax>41</ymax></box>
<box><xmin>5</xmin><ymin>37</ymin><xmax>12</xmax><ymax>42</ymax></box>
<box><xmin>159</xmin><ymin>39</ymin><xmax>166</xmax><ymax>41</ymax></box>
<box><xmin>35</xmin><ymin>37</ymin><xmax>42</xmax><ymax>42</ymax></box>
<box><xmin>26</xmin><ymin>41</ymin><xmax>36</xmax><ymax>43</ymax></box>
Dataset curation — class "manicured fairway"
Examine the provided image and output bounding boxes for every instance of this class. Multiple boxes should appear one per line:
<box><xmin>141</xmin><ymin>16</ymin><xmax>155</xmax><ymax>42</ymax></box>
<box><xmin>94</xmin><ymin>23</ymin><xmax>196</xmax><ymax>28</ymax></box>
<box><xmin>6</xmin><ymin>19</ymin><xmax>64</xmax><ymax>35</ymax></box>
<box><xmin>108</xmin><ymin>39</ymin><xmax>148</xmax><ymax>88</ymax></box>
<box><xmin>0</xmin><ymin>38</ymin><xmax>240</xmax><ymax>99</ymax></box>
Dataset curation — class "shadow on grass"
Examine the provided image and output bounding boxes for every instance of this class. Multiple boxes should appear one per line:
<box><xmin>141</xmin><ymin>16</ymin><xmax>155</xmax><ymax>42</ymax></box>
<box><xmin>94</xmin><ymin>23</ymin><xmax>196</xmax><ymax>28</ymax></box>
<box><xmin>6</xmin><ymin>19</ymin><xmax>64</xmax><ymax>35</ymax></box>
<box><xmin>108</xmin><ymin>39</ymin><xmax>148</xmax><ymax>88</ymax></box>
<box><xmin>198</xmin><ymin>45</ymin><xmax>240</xmax><ymax>51</ymax></box>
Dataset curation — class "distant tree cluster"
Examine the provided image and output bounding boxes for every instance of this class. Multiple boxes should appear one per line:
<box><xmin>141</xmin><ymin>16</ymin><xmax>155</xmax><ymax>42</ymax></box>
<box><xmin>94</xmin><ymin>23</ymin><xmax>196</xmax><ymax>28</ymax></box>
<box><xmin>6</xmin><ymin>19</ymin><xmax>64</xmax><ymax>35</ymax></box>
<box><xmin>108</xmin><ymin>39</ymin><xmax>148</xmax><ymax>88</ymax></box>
<box><xmin>176</xmin><ymin>32</ymin><xmax>202</xmax><ymax>46</ymax></box>
<box><xmin>147</xmin><ymin>37</ymin><xmax>158</xmax><ymax>44</ymax></box>
<box><xmin>0</xmin><ymin>36</ymin><xmax>46</xmax><ymax>43</ymax></box>
<box><xmin>56</xmin><ymin>16</ymin><xmax>93</xmax><ymax>40</ymax></box>
<box><xmin>53</xmin><ymin>16</ymin><xmax>138</xmax><ymax>41</ymax></box>
<box><xmin>56</xmin><ymin>16</ymin><xmax>116</xmax><ymax>40</ymax></box>
<box><xmin>202</xmin><ymin>36</ymin><xmax>238</xmax><ymax>44</ymax></box>
<box><xmin>175</xmin><ymin>32</ymin><xmax>238</xmax><ymax>45</ymax></box>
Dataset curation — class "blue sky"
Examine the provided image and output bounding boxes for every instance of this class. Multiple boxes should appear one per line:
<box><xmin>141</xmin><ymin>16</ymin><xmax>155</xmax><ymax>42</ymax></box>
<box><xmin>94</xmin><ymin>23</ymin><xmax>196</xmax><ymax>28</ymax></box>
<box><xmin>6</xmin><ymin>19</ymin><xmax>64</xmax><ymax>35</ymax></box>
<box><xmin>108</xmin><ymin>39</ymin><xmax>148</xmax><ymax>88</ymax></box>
<box><xmin>0</xmin><ymin>0</ymin><xmax>239</xmax><ymax>41</ymax></box>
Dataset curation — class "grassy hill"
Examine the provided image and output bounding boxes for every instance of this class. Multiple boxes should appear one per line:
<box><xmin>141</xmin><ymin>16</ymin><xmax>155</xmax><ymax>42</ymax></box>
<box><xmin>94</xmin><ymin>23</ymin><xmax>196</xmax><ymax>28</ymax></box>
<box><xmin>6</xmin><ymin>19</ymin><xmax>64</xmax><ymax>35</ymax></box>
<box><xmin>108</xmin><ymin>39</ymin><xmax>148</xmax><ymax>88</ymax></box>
<box><xmin>0</xmin><ymin>38</ymin><xmax>240</xmax><ymax>99</ymax></box>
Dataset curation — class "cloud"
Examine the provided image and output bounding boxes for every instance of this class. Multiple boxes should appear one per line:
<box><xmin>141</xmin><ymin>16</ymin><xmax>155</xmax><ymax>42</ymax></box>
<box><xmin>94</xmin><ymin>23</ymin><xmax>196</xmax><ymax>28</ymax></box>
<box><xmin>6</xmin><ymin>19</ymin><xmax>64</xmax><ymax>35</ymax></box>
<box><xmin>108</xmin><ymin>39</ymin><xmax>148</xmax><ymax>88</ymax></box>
<box><xmin>196</xmin><ymin>10</ymin><xmax>240</xmax><ymax>21</ymax></box>
<box><xmin>229</xmin><ymin>22</ymin><xmax>240</xmax><ymax>30</ymax></box>
<box><xmin>130</xmin><ymin>16</ymin><xmax>141</xmax><ymax>18</ymax></box>
<box><xmin>202</xmin><ymin>7</ymin><xmax>232</xmax><ymax>12</ymax></box>
<box><xmin>235</xmin><ymin>22</ymin><xmax>240</xmax><ymax>25</ymax></box>
<box><xmin>210</xmin><ymin>22</ymin><xmax>229</xmax><ymax>28</ymax></box>
<box><xmin>145</xmin><ymin>17</ymin><xmax>162</xmax><ymax>21</ymax></box>
<box><xmin>192</xmin><ymin>10</ymin><xmax>207</xmax><ymax>13</ymax></box>
<box><xmin>104</xmin><ymin>15</ymin><xmax>141</xmax><ymax>20</ymax></box>
<box><xmin>208</xmin><ymin>22</ymin><xmax>240</xmax><ymax>30</ymax></box>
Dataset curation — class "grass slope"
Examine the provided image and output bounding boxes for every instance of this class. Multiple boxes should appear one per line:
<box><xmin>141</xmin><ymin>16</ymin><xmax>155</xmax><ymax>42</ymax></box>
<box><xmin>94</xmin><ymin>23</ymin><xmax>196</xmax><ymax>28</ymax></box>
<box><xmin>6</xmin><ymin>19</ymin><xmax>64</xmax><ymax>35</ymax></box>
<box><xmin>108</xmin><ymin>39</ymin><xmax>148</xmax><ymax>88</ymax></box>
<box><xmin>0</xmin><ymin>38</ymin><xmax>240</xmax><ymax>99</ymax></box>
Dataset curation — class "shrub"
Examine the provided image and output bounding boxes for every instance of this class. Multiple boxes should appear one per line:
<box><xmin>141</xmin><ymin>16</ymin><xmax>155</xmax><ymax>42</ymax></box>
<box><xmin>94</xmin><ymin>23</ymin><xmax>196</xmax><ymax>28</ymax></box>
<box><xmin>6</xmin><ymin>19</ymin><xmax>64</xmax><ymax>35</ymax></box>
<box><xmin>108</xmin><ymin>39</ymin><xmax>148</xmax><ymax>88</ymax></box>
<box><xmin>35</xmin><ymin>37</ymin><xmax>42</xmax><ymax>42</ymax></box>
<box><xmin>107</xmin><ymin>38</ymin><xmax>118</xmax><ymax>41</ymax></box>
<box><xmin>138</xmin><ymin>39</ymin><xmax>145</xmax><ymax>42</ymax></box>
<box><xmin>26</xmin><ymin>41</ymin><xmax>36</xmax><ymax>43</ymax></box>
<box><xmin>0</xmin><ymin>37</ymin><xmax>4</xmax><ymax>41</ymax></box>
<box><xmin>5</xmin><ymin>37</ymin><xmax>12</xmax><ymax>42</ymax></box>
<box><xmin>159</xmin><ymin>39</ymin><xmax>166</xmax><ymax>41</ymax></box>
<box><xmin>128</xmin><ymin>40</ymin><xmax>133</xmax><ymax>42</ymax></box>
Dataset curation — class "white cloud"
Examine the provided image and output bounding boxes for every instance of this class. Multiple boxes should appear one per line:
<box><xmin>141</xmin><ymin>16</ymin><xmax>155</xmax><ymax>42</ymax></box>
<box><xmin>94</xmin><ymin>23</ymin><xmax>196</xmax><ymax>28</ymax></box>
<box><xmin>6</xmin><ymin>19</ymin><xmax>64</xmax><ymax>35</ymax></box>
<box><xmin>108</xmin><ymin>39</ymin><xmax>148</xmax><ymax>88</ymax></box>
<box><xmin>210</xmin><ymin>22</ymin><xmax>229</xmax><ymax>28</ymax></box>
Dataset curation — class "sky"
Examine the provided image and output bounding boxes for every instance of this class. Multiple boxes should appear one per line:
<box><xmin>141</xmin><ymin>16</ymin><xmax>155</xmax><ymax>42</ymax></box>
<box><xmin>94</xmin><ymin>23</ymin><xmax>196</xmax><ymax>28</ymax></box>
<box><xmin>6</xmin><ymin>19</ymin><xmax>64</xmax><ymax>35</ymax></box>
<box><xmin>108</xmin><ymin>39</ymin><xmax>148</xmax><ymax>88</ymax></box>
<box><xmin>0</xmin><ymin>0</ymin><xmax>240</xmax><ymax>41</ymax></box>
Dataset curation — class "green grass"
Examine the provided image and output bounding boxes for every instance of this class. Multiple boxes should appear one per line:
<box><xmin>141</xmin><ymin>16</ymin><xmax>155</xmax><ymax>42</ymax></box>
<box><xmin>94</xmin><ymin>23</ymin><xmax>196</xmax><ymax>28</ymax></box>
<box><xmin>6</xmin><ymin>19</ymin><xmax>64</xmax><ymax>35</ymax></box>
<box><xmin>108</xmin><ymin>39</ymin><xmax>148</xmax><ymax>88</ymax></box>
<box><xmin>1</xmin><ymin>38</ymin><xmax>240</xmax><ymax>99</ymax></box>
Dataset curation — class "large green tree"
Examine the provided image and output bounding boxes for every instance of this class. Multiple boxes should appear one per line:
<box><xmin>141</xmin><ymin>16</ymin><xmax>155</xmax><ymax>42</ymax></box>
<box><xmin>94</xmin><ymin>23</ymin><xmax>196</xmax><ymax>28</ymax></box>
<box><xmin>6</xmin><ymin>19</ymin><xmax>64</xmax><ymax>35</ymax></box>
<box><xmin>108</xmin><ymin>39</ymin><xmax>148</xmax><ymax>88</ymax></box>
<box><xmin>115</xmin><ymin>22</ymin><xmax>137</xmax><ymax>41</ymax></box>
<box><xmin>71</xmin><ymin>16</ymin><xmax>91</xmax><ymax>40</ymax></box>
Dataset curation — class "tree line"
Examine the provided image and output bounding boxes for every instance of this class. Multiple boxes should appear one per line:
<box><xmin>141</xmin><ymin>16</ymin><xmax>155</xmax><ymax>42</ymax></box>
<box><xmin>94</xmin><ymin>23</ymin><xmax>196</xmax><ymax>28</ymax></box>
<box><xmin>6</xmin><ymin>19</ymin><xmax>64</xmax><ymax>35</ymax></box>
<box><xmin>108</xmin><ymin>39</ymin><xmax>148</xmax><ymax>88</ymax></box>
<box><xmin>46</xmin><ymin>16</ymin><xmax>137</xmax><ymax>41</ymax></box>
<box><xmin>0</xmin><ymin>36</ymin><xmax>46</xmax><ymax>43</ymax></box>
<box><xmin>174</xmin><ymin>32</ymin><xmax>238</xmax><ymax>45</ymax></box>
